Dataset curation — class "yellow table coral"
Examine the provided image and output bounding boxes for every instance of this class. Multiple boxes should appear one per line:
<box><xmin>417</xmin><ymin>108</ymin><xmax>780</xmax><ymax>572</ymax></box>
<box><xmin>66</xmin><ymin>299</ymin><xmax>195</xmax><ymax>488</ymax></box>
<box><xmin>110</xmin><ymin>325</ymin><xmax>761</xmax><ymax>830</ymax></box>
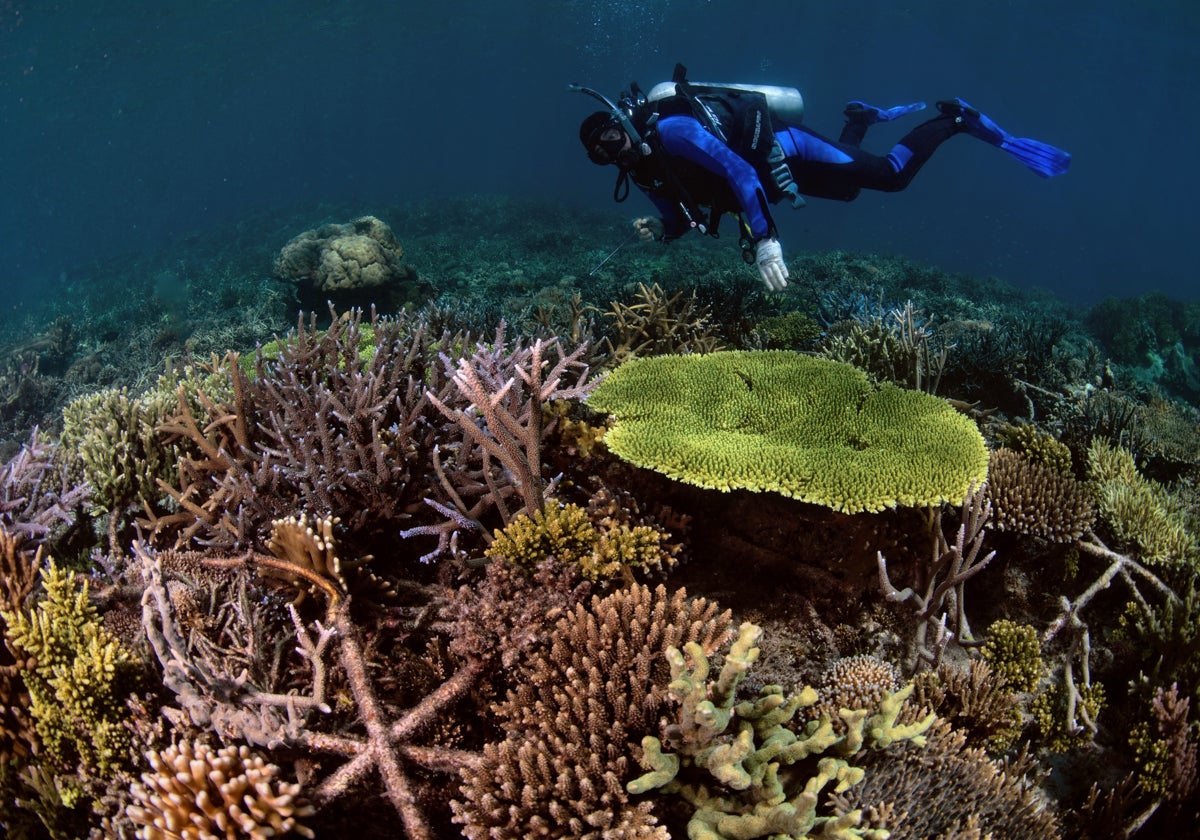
<box><xmin>588</xmin><ymin>350</ymin><xmax>988</xmax><ymax>513</ymax></box>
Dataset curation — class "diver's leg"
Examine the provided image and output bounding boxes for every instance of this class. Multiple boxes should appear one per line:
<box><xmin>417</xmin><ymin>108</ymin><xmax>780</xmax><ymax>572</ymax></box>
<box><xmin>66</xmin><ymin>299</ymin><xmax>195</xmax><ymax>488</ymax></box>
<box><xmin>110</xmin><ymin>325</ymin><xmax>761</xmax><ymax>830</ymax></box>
<box><xmin>777</xmin><ymin>119</ymin><xmax>958</xmax><ymax>198</ymax></box>
<box><xmin>839</xmin><ymin>100</ymin><xmax>927</xmax><ymax>147</ymax></box>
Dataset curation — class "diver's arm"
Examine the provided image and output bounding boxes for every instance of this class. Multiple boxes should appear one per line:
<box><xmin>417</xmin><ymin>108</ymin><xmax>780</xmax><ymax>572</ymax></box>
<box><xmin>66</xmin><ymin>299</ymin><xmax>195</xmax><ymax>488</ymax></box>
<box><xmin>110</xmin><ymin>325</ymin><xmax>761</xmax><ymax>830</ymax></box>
<box><xmin>638</xmin><ymin>189</ymin><xmax>686</xmax><ymax>240</ymax></box>
<box><xmin>656</xmin><ymin>115</ymin><xmax>773</xmax><ymax>240</ymax></box>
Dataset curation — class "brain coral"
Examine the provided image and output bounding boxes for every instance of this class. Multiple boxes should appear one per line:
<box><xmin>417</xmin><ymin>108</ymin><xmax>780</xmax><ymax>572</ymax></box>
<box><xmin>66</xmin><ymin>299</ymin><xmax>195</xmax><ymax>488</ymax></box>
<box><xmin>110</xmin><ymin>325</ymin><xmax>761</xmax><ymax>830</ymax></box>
<box><xmin>273</xmin><ymin>215</ymin><xmax>422</xmax><ymax>309</ymax></box>
<box><xmin>587</xmin><ymin>350</ymin><xmax>988</xmax><ymax>513</ymax></box>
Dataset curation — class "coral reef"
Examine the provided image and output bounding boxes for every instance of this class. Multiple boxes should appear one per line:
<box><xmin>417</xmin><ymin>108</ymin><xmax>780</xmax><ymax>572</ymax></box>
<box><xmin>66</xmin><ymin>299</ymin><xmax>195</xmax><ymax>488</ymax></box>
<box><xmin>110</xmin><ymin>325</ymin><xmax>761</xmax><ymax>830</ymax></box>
<box><xmin>588</xmin><ymin>350</ymin><xmax>989</xmax><ymax>513</ymax></box>
<box><xmin>484</xmin><ymin>499</ymin><xmax>677</xmax><ymax>582</ymax></box>
<box><xmin>0</xmin><ymin>197</ymin><xmax>1197</xmax><ymax>837</ymax></box>
<box><xmin>980</xmin><ymin>619</ymin><xmax>1044</xmax><ymax>693</ymax></box>
<box><xmin>600</xmin><ymin>281</ymin><xmax>725</xmax><ymax>363</ymax></box>
<box><xmin>832</xmin><ymin>720</ymin><xmax>1061</xmax><ymax>839</ymax></box>
<box><xmin>1</xmin><ymin>561</ymin><xmax>140</xmax><ymax>816</ymax></box>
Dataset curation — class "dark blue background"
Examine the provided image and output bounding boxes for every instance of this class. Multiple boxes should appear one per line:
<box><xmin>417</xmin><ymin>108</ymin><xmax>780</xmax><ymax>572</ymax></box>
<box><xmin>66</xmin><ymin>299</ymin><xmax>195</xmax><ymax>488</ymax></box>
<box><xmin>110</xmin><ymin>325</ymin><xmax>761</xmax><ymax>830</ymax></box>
<box><xmin>2</xmin><ymin>1</ymin><xmax>1196</xmax><ymax>308</ymax></box>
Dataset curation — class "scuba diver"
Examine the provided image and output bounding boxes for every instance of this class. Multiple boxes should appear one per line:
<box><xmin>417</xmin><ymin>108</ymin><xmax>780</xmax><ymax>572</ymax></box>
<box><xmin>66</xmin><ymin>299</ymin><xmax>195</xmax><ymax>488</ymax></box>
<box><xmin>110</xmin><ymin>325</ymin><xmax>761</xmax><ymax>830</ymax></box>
<box><xmin>575</xmin><ymin>65</ymin><xmax>1071</xmax><ymax>292</ymax></box>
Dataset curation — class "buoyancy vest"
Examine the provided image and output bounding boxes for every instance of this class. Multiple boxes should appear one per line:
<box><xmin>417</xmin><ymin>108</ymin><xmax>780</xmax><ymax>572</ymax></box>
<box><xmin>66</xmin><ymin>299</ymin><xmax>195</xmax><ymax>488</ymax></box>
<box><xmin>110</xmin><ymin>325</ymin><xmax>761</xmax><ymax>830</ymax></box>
<box><xmin>629</xmin><ymin>66</ymin><xmax>806</xmax><ymax>236</ymax></box>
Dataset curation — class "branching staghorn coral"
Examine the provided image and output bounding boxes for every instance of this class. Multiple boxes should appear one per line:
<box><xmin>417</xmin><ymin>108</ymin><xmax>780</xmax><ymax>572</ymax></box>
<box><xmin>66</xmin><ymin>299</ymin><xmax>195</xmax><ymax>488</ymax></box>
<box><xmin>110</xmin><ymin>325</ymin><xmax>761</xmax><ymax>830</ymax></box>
<box><xmin>1042</xmin><ymin>531</ymin><xmax>1180</xmax><ymax>745</ymax></box>
<box><xmin>820</xmin><ymin>300</ymin><xmax>949</xmax><ymax>395</ymax></box>
<box><xmin>136</xmin><ymin>543</ymin><xmax>325</xmax><ymax>749</ymax></box>
<box><xmin>986</xmin><ymin>447</ymin><xmax>1095</xmax><ymax>543</ymax></box>
<box><xmin>484</xmin><ymin>498</ymin><xmax>678</xmax><ymax>583</ymax></box>
<box><xmin>911</xmin><ymin>659</ymin><xmax>1023</xmax><ymax>753</ymax></box>
<box><xmin>831</xmin><ymin>719</ymin><xmax>1061</xmax><ymax>839</ymax></box>
<box><xmin>0</xmin><ymin>524</ymin><xmax>38</xmax><ymax>768</ymax></box>
<box><xmin>877</xmin><ymin>483</ymin><xmax>996</xmax><ymax>672</ymax></box>
<box><xmin>0</xmin><ymin>427</ymin><xmax>89</xmax><ymax>548</ymax></box>
<box><xmin>139</xmin><ymin>520</ymin><xmax>482</xmax><ymax>840</ymax></box>
<box><xmin>403</xmin><ymin>323</ymin><xmax>598</xmax><ymax>561</ymax></box>
<box><xmin>144</xmin><ymin>306</ymin><xmax>452</xmax><ymax>554</ymax></box>
<box><xmin>599</xmin><ymin>281</ymin><xmax>725</xmax><ymax>364</ymax></box>
<box><xmin>1087</xmin><ymin>438</ymin><xmax>1199</xmax><ymax>571</ymax></box>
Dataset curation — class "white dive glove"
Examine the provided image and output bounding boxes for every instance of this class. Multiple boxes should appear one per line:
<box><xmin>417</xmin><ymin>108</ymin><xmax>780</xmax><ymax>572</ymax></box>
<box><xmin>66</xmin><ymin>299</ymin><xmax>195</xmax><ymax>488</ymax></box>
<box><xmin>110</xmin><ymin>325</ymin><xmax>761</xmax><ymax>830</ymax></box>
<box><xmin>755</xmin><ymin>236</ymin><xmax>789</xmax><ymax>291</ymax></box>
<box><xmin>632</xmin><ymin>216</ymin><xmax>665</xmax><ymax>242</ymax></box>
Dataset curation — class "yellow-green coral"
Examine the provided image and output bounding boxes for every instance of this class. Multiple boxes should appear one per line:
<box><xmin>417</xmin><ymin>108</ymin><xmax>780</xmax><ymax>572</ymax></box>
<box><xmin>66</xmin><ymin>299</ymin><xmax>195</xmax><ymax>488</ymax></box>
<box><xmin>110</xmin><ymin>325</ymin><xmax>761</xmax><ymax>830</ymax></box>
<box><xmin>629</xmin><ymin>622</ymin><xmax>932</xmax><ymax>839</ymax></box>
<box><xmin>1</xmin><ymin>562</ymin><xmax>137</xmax><ymax>792</ymax></box>
<box><xmin>999</xmin><ymin>423</ymin><xmax>1073</xmax><ymax>475</ymax></box>
<box><xmin>1087</xmin><ymin>439</ymin><xmax>1199</xmax><ymax>568</ymax></box>
<box><xmin>1129</xmin><ymin>720</ymin><xmax>1173</xmax><ymax>799</ymax></box>
<box><xmin>1031</xmin><ymin>681</ymin><xmax>1105</xmax><ymax>753</ymax></box>
<box><xmin>981</xmin><ymin>619</ymin><xmax>1045</xmax><ymax>693</ymax></box>
<box><xmin>59</xmin><ymin>364</ymin><xmax>232</xmax><ymax>514</ymax></box>
<box><xmin>588</xmin><ymin>350</ymin><xmax>988</xmax><ymax>513</ymax></box>
<box><xmin>485</xmin><ymin>502</ymin><xmax>673</xmax><ymax>581</ymax></box>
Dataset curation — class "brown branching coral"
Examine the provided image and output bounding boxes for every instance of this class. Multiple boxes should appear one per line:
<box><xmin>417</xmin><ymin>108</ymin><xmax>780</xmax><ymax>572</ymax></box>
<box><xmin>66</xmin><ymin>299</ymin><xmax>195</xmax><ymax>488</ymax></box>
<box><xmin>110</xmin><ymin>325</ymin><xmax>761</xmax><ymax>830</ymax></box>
<box><xmin>0</xmin><ymin>524</ymin><xmax>38</xmax><ymax>767</ymax></box>
<box><xmin>137</xmin><ymin>544</ymin><xmax>326</xmax><ymax>749</ymax></box>
<box><xmin>911</xmin><ymin>659</ymin><xmax>1023</xmax><ymax>752</ymax></box>
<box><xmin>600</xmin><ymin>281</ymin><xmax>724</xmax><ymax>364</ymax></box>
<box><xmin>877</xmin><ymin>483</ymin><xmax>996</xmax><ymax>672</ymax></box>
<box><xmin>986</xmin><ymin>447</ymin><xmax>1095</xmax><ymax>543</ymax></box>
<box><xmin>145</xmin><ymin>307</ymin><xmax>452</xmax><ymax>554</ymax></box>
<box><xmin>127</xmin><ymin>738</ymin><xmax>317</xmax><ymax>839</ymax></box>
<box><xmin>451</xmin><ymin>583</ymin><xmax>733</xmax><ymax>839</ymax></box>
<box><xmin>139</xmin><ymin>525</ymin><xmax>482</xmax><ymax>840</ymax></box>
<box><xmin>832</xmin><ymin>719</ymin><xmax>1061</xmax><ymax>838</ymax></box>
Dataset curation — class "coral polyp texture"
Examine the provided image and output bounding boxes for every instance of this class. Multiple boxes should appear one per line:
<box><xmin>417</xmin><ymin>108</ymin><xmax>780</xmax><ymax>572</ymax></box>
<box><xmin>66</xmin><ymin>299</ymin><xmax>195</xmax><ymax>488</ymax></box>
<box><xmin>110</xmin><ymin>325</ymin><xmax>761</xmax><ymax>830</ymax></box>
<box><xmin>126</xmin><ymin>739</ymin><xmax>315</xmax><ymax>839</ymax></box>
<box><xmin>986</xmin><ymin>447</ymin><xmax>1095</xmax><ymax>543</ymax></box>
<box><xmin>587</xmin><ymin>350</ymin><xmax>988</xmax><ymax>513</ymax></box>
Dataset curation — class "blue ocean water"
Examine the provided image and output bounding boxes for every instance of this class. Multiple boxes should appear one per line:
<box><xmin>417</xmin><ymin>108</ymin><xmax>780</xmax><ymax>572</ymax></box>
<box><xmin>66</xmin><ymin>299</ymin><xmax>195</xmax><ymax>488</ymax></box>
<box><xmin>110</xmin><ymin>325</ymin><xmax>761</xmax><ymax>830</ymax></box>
<box><xmin>1</xmin><ymin>0</ymin><xmax>1197</xmax><ymax>309</ymax></box>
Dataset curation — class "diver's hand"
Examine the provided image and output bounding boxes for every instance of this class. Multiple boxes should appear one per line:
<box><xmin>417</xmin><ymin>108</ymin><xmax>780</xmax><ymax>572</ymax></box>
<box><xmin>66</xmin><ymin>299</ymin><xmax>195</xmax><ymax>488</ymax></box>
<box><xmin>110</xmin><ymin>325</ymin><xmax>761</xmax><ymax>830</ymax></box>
<box><xmin>633</xmin><ymin>216</ymin><xmax>665</xmax><ymax>242</ymax></box>
<box><xmin>755</xmin><ymin>237</ymin><xmax>789</xmax><ymax>291</ymax></box>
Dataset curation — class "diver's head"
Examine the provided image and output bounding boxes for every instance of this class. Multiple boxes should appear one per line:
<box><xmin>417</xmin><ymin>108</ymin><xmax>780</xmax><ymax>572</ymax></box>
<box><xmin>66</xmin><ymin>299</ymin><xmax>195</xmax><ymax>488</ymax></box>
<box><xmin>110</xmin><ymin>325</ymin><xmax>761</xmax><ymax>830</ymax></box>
<box><xmin>580</xmin><ymin>111</ymin><xmax>631</xmax><ymax>166</ymax></box>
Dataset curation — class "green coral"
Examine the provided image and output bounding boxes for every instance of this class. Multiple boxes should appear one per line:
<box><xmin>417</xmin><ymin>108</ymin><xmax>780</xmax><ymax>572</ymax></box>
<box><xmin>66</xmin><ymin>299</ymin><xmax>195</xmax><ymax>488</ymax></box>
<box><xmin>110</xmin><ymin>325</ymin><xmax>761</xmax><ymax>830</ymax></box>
<box><xmin>1129</xmin><ymin>720</ymin><xmax>1173</xmax><ymax>799</ymax></box>
<box><xmin>59</xmin><ymin>364</ymin><xmax>232</xmax><ymax>516</ymax></box>
<box><xmin>588</xmin><ymin>350</ymin><xmax>988</xmax><ymax>513</ymax></box>
<box><xmin>999</xmin><ymin>423</ymin><xmax>1073</xmax><ymax>475</ymax></box>
<box><xmin>1031</xmin><ymin>680</ymin><xmax>1106</xmax><ymax>753</ymax></box>
<box><xmin>485</xmin><ymin>501</ymin><xmax>673</xmax><ymax>581</ymax></box>
<box><xmin>1087</xmin><ymin>439</ymin><xmax>1199</xmax><ymax>568</ymax></box>
<box><xmin>756</xmin><ymin>311</ymin><xmax>822</xmax><ymax>350</ymax></box>
<box><xmin>1</xmin><ymin>562</ymin><xmax>138</xmax><ymax>800</ymax></box>
<box><xmin>628</xmin><ymin>622</ymin><xmax>933</xmax><ymax>839</ymax></box>
<box><xmin>980</xmin><ymin>620</ymin><xmax>1045</xmax><ymax>693</ymax></box>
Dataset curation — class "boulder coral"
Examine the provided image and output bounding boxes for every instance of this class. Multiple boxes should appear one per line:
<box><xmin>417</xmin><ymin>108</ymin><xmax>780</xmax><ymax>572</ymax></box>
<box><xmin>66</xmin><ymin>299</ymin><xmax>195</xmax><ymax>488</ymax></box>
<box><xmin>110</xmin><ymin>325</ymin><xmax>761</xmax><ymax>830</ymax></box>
<box><xmin>588</xmin><ymin>350</ymin><xmax>989</xmax><ymax>513</ymax></box>
<box><xmin>272</xmin><ymin>216</ymin><xmax>423</xmax><ymax>310</ymax></box>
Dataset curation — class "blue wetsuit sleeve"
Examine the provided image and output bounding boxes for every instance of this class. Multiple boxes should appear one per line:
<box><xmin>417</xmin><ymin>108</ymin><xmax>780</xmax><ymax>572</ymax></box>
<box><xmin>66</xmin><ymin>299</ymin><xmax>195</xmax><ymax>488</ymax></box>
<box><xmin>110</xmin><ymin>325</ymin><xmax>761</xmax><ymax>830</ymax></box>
<box><xmin>656</xmin><ymin>115</ymin><xmax>773</xmax><ymax>240</ymax></box>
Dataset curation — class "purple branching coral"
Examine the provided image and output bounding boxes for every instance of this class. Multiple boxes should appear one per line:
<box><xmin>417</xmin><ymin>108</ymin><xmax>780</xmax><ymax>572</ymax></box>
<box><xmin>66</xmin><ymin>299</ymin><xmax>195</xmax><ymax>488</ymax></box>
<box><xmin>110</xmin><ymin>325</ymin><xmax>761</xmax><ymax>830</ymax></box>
<box><xmin>0</xmin><ymin>427</ymin><xmax>90</xmax><ymax>547</ymax></box>
<box><xmin>144</xmin><ymin>307</ymin><xmax>459</xmax><ymax>556</ymax></box>
<box><xmin>401</xmin><ymin>322</ymin><xmax>598</xmax><ymax>563</ymax></box>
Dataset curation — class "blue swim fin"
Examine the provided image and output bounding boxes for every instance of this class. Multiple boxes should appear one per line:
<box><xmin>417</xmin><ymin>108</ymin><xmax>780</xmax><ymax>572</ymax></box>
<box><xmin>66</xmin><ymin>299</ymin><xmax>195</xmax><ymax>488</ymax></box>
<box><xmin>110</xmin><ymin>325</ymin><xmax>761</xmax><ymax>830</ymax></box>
<box><xmin>845</xmin><ymin>100</ymin><xmax>927</xmax><ymax>125</ymax></box>
<box><xmin>937</xmin><ymin>98</ymin><xmax>1071</xmax><ymax>177</ymax></box>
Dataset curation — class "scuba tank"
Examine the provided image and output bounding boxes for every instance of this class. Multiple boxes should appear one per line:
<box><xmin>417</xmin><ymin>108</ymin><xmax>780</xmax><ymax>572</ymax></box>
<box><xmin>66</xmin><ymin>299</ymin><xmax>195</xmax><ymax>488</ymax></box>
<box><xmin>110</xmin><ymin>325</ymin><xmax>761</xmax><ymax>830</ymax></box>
<box><xmin>649</xmin><ymin>66</ymin><xmax>805</xmax><ymax>209</ymax></box>
<box><xmin>646</xmin><ymin>81</ymin><xmax>804</xmax><ymax>126</ymax></box>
